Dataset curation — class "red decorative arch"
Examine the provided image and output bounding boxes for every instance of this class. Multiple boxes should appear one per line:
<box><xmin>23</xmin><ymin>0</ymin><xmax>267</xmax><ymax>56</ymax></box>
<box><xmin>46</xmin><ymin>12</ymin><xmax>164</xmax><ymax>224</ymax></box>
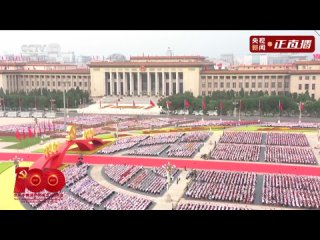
<box><xmin>30</xmin><ymin>138</ymin><xmax>104</xmax><ymax>170</ymax></box>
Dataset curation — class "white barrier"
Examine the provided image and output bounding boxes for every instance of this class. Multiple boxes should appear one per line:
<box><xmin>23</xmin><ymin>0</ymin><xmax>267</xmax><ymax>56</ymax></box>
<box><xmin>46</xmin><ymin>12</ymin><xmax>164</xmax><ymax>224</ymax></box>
<box><xmin>19</xmin><ymin>112</ymin><xmax>31</xmax><ymax>118</ymax></box>
<box><xmin>6</xmin><ymin>112</ymin><xmax>18</xmax><ymax>117</ymax></box>
<box><xmin>0</xmin><ymin>111</ymin><xmax>5</xmax><ymax>117</ymax></box>
<box><xmin>32</xmin><ymin>112</ymin><xmax>43</xmax><ymax>118</ymax></box>
<box><xmin>45</xmin><ymin>112</ymin><xmax>56</xmax><ymax>118</ymax></box>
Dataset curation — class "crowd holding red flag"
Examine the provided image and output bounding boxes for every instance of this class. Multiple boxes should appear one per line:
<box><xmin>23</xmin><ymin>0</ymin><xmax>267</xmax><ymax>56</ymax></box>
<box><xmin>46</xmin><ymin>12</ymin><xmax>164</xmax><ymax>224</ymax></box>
<box><xmin>299</xmin><ymin>102</ymin><xmax>305</xmax><ymax>111</ymax></box>
<box><xmin>28</xmin><ymin>127</ymin><xmax>33</xmax><ymax>138</ymax></box>
<box><xmin>150</xmin><ymin>99</ymin><xmax>155</xmax><ymax>107</ymax></box>
<box><xmin>220</xmin><ymin>101</ymin><xmax>223</xmax><ymax>110</ymax></box>
<box><xmin>202</xmin><ymin>99</ymin><xmax>207</xmax><ymax>110</ymax></box>
<box><xmin>166</xmin><ymin>101</ymin><xmax>172</xmax><ymax>109</ymax></box>
<box><xmin>279</xmin><ymin>100</ymin><xmax>283</xmax><ymax>112</ymax></box>
<box><xmin>184</xmin><ymin>100</ymin><xmax>190</xmax><ymax>108</ymax></box>
<box><xmin>15</xmin><ymin>129</ymin><xmax>21</xmax><ymax>141</ymax></box>
<box><xmin>22</xmin><ymin>129</ymin><xmax>26</xmax><ymax>139</ymax></box>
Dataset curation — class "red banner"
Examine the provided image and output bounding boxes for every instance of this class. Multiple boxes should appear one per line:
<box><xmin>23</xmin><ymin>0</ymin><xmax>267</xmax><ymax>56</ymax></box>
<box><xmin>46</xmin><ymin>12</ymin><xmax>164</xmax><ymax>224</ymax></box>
<box><xmin>250</xmin><ymin>36</ymin><xmax>315</xmax><ymax>53</ymax></box>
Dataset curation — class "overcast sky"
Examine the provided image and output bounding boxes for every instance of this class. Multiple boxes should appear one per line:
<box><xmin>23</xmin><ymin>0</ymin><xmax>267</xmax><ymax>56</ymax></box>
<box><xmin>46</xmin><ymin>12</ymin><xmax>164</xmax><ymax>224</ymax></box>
<box><xmin>0</xmin><ymin>30</ymin><xmax>319</xmax><ymax>58</ymax></box>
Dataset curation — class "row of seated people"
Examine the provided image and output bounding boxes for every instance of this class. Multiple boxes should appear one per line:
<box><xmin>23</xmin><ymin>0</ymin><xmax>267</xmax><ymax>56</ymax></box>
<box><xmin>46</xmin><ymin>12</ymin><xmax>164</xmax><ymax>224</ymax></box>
<box><xmin>219</xmin><ymin>132</ymin><xmax>262</xmax><ymax>145</ymax></box>
<box><xmin>180</xmin><ymin>132</ymin><xmax>211</xmax><ymax>142</ymax></box>
<box><xmin>128</xmin><ymin>170</ymin><xmax>167</xmax><ymax>195</ymax></box>
<box><xmin>127</xmin><ymin>144</ymin><xmax>170</xmax><ymax>156</ymax></box>
<box><xmin>167</xmin><ymin>142</ymin><xmax>203</xmax><ymax>158</ymax></box>
<box><xmin>185</xmin><ymin>170</ymin><xmax>257</xmax><ymax>204</ymax></box>
<box><xmin>104</xmin><ymin>193</ymin><xmax>152</xmax><ymax>210</ymax></box>
<box><xmin>175</xmin><ymin>202</ymin><xmax>248</xmax><ymax>210</ymax></box>
<box><xmin>266</xmin><ymin>133</ymin><xmax>309</xmax><ymax>146</ymax></box>
<box><xmin>265</xmin><ymin>146</ymin><xmax>317</xmax><ymax>165</ymax></box>
<box><xmin>98</xmin><ymin>141</ymin><xmax>138</xmax><ymax>154</ymax></box>
<box><xmin>151</xmin><ymin>167</ymin><xmax>179</xmax><ymax>178</ymax></box>
<box><xmin>68</xmin><ymin>176</ymin><xmax>114</xmax><ymax>206</ymax></box>
<box><xmin>57</xmin><ymin>115</ymin><xmax>121</xmax><ymax>127</ymax></box>
<box><xmin>210</xmin><ymin>144</ymin><xmax>260</xmax><ymax>162</ymax></box>
<box><xmin>138</xmin><ymin>133</ymin><xmax>184</xmax><ymax>146</ymax></box>
<box><xmin>114</xmin><ymin>135</ymin><xmax>149</xmax><ymax>144</ymax></box>
<box><xmin>262</xmin><ymin>174</ymin><xmax>320</xmax><ymax>209</ymax></box>
<box><xmin>179</xmin><ymin>120</ymin><xmax>258</xmax><ymax>127</ymax></box>
<box><xmin>262</xmin><ymin>122</ymin><xmax>320</xmax><ymax>129</ymax></box>
<box><xmin>37</xmin><ymin>194</ymin><xmax>94</xmax><ymax>210</ymax></box>
<box><xmin>62</xmin><ymin>164</ymin><xmax>89</xmax><ymax>187</ymax></box>
<box><xmin>104</xmin><ymin>165</ymin><xmax>143</xmax><ymax>185</ymax></box>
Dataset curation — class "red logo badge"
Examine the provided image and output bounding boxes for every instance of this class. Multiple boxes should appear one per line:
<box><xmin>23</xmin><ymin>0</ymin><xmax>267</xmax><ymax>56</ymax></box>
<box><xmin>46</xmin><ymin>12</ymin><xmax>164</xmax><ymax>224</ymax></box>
<box><xmin>250</xmin><ymin>36</ymin><xmax>315</xmax><ymax>53</ymax></box>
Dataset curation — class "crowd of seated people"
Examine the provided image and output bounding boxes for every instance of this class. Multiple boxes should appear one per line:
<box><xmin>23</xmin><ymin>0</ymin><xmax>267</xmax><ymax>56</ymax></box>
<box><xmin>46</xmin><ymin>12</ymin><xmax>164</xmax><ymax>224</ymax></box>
<box><xmin>127</xmin><ymin>144</ymin><xmax>170</xmax><ymax>156</ymax></box>
<box><xmin>138</xmin><ymin>133</ymin><xmax>184</xmax><ymax>146</ymax></box>
<box><xmin>185</xmin><ymin>170</ymin><xmax>256</xmax><ymax>204</ymax></box>
<box><xmin>104</xmin><ymin>193</ymin><xmax>152</xmax><ymax>210</ymax></box>
<box><xmin>104</xmin><ymin>165</ymin><xmax>143</xmax><ymax>185</ymax></box>
<box><xmin>179</xmin><ymin>120</ymin><xmax>258</xmax><ymax>127</ymax></box>
<box><xmin>265</xmin><ymin>146</ymin><xmax>317</xmax><ymax>165</ymax></box>
<box><xmin>37</xmin><ymin>194</ymin><xmax>94</xmax><ymax>210</ymax></box>
<box><xmin>151</xmin><ymin>167</ymin><xmax>179</xmax><ymax>178</ymax></box>
<box><xmin>62</xmin><ymin>164</ymin><xmax>89</xmax><ymax>187</ymax></box>
<box><xmin>167</xmin><ymin>142</ymin><xmax>203</xmax><ymax>158</ymax></box>
<box><xmin>266</xmin><ymin>133</ymin><xmax>309</xmax><ymax>146</ymax></box>
<box><xmin>56</xmin><ymin>115</ymin><xmax>123</xmax><ymax>127</ymax></box>
<box><xmin>98</xmin><ymin>142</ymin><xmax>138</xmax><ymax>154</ymax></box>
<box><xmin>175</xmin><ymin>202</ymin><xmax>247</xmax><ymax>210</ymax></box>
<box><xmin>220</xmin><ymin>132</ymin><xmax>262</xmax><ymax>145</ymax></box>
<box><xmin>68</xmin><ymin>176</ymin><xmax>114</xmax><ymax>206</ymax></box>
<box><xmin>180</xmin><ymin>132</ymin><xmax>211</xmax><ymax>142</ymax></box>
<box><xmin>262</xmin><ymin>122</ymin><xmax>320</xmax><ymax>129</ymax></box>
<box><xmin>262</xmin><ymin>174</ymin><xmax>320</xmax><ymax>209</ymax></box>
<box><xmin>210</xmin><ymin>144</ymin><xmax>260</xmax><ymax>162</ymax></box>
<box><xmin>115</xmin><ymin>135</ymin><xmax>149</xmax><ymax>144</ymax></box>
<box><xmin>128</xmin><ymin>170</ymin><xmax>167</xmax><ymax>195</ymax></box>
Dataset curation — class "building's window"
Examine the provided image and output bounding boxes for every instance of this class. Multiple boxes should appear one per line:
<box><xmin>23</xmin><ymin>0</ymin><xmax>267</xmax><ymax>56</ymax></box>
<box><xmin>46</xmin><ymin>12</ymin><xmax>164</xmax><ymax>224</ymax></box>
<box><xmin>219</xmin><ymin>76</ymin><xmax>224</xmax><ymax>79</ymax></box>
<box><xmin>305</xmin><ymin>76</ymin><xmax>310</xmax><ymax>80</ymax></box>
<box><xmin>220</xmin><ymin>82</ymin><xmax>224</xmax><ymax>88</ymax></box>
<box><xmin>271</xmin><ymin>82</ymin><xmax>275</xmax><ymax>88</ymax></box>
<box><xmin>245</xmin><ymin>76</ymin><xmax>249</xmax><ymax>79</ymax></box>
<box><xmin>26</xmin><ymin>81</ymin><xmax>29</xmax><ymax>86</ymax></box>
<box><xmin>214</xmin><ymin>83</ymin><xmax>218</xmax><ymax>88</ymax></box>
<box><xmin>305</xmin><ymin>84</ymin><xmax>309</xmax><ymax>90</ymax></box>
<box><xmin>202</xmin><ymin>83</ymin><xmax>206</xmax><ymax>88</ymax></box>
<box><xmin>21</xmin><ymin>81</ymin><xmax>23</xmax><ymax>86</ymax></box>
<box><xmin>201</xmin><ymin>76</ymin><xmax>206</xmax><ymax>79</ymax></box>
<box><xmin>239</xmin><ymin>82</ymin><xmax>243</xmax><ymax>88</ymax></box>
<box><xmin>53</xmin><ymin>82</ymin><xmax>55</xmax><ymax>87</ymax></box>
<box><xmin>58</xmin><ymin>82</ymin><xmax>60</xmax><ymax>87</ymax></box>
<box><xmin>232</xmin><ymin>76</ymin><xmax>237</xmax><ymax>79</ymax></box>
<box><xmin>258</xmin><ymin>82</ymin><xmax>262</xmax><ymax>88</ymax></box>
<box><xmin>252</xmin><ymin>82</ymin><xmax>256</xmax><ymax>88</ymax></box>
<box><xmin>202</xmin><ymin>91</ymin><xmax>205</xmax><ymax>96</ymax></box>
<box><xmin>245</xmin><ymin>82</ymin><xmax>249</xmax><ymax>88</ymax></box>
<box><xmin>232</xmin><ymin>82</ymin><xmax>236</xmax><ymax>88</ymax></box>
<box><xmin>226</xmin><ymin>82</ymin><xmax>230</xmax><ymax>88</ymax></box>
<box><xmin>278</xmin><ymin>82</ymin><xmax>282</xmax><ymax>88</ymax></box>
<box><xmin>284</xmin><ymin>82</ymin><xmax>289</xmax><ymax>88</ymax></box>
<box><xmin>258</xmin><ymin>76</ymin><xmax>263</xmax><ymax>79</ymax></box>
<box><xmin>265</xmin><ymin>82</ymin><xmax>269</xmax><ymax>88</ymax></box>
<box><xmin>278</xmin><ymin>76</ymin><xmax>283</xmax><ymax>79</ymax></box>
<box><xmin>312</xmin><ymin>94</ymin><xmax>315</xmax><ymax>99</ymax></box>
<box><xmin>252</xmin><ymin>76</ymin><xmax>256</xmax><ymax>79</ymax></box>
<box><xmin>68</xmin><ymin>82</ymin><xmax>71</xmax><ymax>87</ymax></box>
<box><xmin>79</xmin><ymin>82</ymin><xmax>82</xmax><ymax>87</ymax></box>
<box><xmin>36</xmin><ymin>81</ymin><xmax>39</xmax><ymax>86</ymax></box>
<box><xmin>312</xmin><ymin>84</ymin><xmax>315</xmax><ymax>90</ymax></box>
<box><xmin>74</xmin><ymin>82</ymin><xmax>76</xmax><ymax>87</ymax></box>
<box><xmin>271</xmin><ymin>76</ymin><xmax>276</xmax><ymax>79</ymax></box>
<box><xmin>299</xmin><ymin>84</ymin><xmax>302</xmax><ymax>90</ymax></box>
<box><xmin>214</xmin><ymin>76</ymin><xmax>218</xmax><ymax>79</ymax></box>
<box><xmin>226</xmin><ymin>76</ymin><xmax>230</xmax><ymax>79</ymax></box>
<box><xmin>47</xmin><ymin>82</ymin><xmax>50</xmax><ymax>86</ymax></box>
<box><xmin>31</xmin><ymin>81</ymin><xmax>34</xmax><ymax>87</ymax></box>
<box><xmin>312</xmin><ymin>76</ymin><xmax>316</xmax><ymax>80</ymax></box>
<box><xmin>208</xmin><ymin>91</ymin><xmax>211</xmax><ymax>95</ymax></box>
<box><xmin>207</xmin><ymin>76</ymin><xmax>212</xmax><ymax>79</ymax></box>
<box><xmin>264</xmin><ymin>76</ymin><xmax>269</xmax><ymax>79</ymax></box>
<box><xmin>78</xmin><ymin>76</ymin><xmax>82</xmax><ymax>79</ymax></box>
<box><xmin>41</xmin><ymin>76</ymin><xmax>44</xmax><ymax>79</ymax></box>
<box><xmin>42</xmin><ymin>81</ymin><xmax>44</xmax><ymax>86</ymax></box>
<box><xmin>239</xmin><ymin>76</ymin><xmax>243</xmax><ymax>79</ymax></box>
<box><xmin>208</xmin><ymin>83</ymin><xmax>212</xmax><ymax>88</ymax></box>
<box><xmin>84</xmin><ymin>82</ymin><xmax>88</xmax><ymax>87</ymax></box>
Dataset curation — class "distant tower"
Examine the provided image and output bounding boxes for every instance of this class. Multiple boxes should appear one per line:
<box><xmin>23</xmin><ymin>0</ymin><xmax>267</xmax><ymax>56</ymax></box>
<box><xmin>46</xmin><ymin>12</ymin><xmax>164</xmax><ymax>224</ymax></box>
<box><xmin>166</xmin><ymin>47</ymin><xmax>173</xmax><ymax>56</ymax></box>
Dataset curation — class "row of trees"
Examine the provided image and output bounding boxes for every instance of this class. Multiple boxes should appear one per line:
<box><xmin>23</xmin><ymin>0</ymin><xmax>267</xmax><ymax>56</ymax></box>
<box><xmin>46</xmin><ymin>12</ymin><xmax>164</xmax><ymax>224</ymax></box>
<box><xmin>0</xmin><ymin>88</ymin><xmax>90</xmax><ymax>111</ymax></box>
<box><xmin>158</xmin><ymin>90</ymin><xmax>319</xmax><ymax>116</ymax></box>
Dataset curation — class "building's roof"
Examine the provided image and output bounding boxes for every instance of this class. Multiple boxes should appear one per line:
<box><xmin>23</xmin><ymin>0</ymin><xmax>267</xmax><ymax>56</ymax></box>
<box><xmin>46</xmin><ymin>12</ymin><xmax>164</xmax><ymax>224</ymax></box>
<box><xmin>88</xmin><ymin>61</ymin><xmax>213</xmax><ymax>68</ymax></box>
<box><xmin>130</xmin><ymin>55</ymin><xmax>206</xmax><ymax>60</ymax></box>
<box><xmin>201</xmin><ymin>70</ymin><xmax>320</xmax><ymax>75</ymax></box>
<box><xmin>0</xmin><ymin>69</ymin><xmax>90</xmax><ymax>74</ymax></box>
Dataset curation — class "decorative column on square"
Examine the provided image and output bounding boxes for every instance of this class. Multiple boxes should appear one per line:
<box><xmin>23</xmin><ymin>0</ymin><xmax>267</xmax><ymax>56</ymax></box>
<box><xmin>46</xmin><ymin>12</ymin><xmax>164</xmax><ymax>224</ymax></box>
<box><xmin>155</xmin><ymin>72</ymin><xmax>159</xmax><ymax>96</ymax></box>
<box><xmin>123</xmin><ymin>72</ymin><xmax>127</xmax><ymax>96</ymax></box>
<box><xmin>130</xmin><ymin>72</ymin><xmax>134</xmax><ymax>96</ymax></box>
<box><xmin>110</xmin><ymin>72</ymin><xmax>113</xmax><ymax>95</ymax></box>
<box><xmin>162</xmin><ymin>72</ymin><xmax>166</xmax><ymax>96</ymax></box>
<box><xmin>147</xmin><ymin>72</ymin><xmax>151</xmax><ymax>96</ymax></box>
<box><xmin>137</xmin><ymin>72</ymin><xmax>142</xmax><ymax>96</ymax></box>
<box><xmin>116</xmin><ymin>72</ymin><xmax>120</xmax><ymax>96</ymax></box>
<box><xmin>176</xmin><ymin>72</ymin><xmax>179</xmax><ymax>94</ymax></box>
<box><xmin>169</xmin><ymin>72</ymin><xmax>173</xmax><ymax>96</ymax></box>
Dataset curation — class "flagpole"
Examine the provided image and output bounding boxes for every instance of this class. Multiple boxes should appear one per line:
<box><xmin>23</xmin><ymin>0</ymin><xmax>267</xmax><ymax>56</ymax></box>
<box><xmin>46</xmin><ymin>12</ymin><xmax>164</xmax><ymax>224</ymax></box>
<box><xmin>258</xmin><ymin>99</ymin><xmax>261</xmax><ymax>123</ymax></box>
<box><xmin>278</xmin><ymin>100</ymin><xmax>281</xmax><ymax>123</ymax></box>
<box><xmin>299</xmin><ymin>101</ymin><xmax>302</xmax><ymax>124</ymax></box>
<box><xmin>238</xmin><ymin>100</ymin><xmax>241</xmax><ymax>122</ymax></box>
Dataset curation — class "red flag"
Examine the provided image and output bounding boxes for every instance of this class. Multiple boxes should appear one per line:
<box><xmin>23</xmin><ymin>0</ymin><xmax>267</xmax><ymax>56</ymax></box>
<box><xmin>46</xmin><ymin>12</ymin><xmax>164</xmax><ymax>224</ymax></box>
<box><xmin>28</xmin><ymin>127</ymin><xmax>33</xmax><ymax>138</ymax></box>
<box><xmin>133</xmin><ymin>100</ymin><xmax>136</xmax><ymax>107</ymax></box>
<box><xmin>150</xmin><ymin>99</ymin><xmax>155</xmax><ymax>107</ymax></box>
<box><xmin>220</xmin><ymin>101</ymin><xmax>223</xmax><ymax>110</ymax></box>
<box><xmin>184</xmin><ymin>100</ymin><xmax>190</xmax><ymax>108</ymax></box>
<box><xmin>166</xmin><ymin>101</ymin><xmax>172</xmax><ymax>109</ymax></box>
<box><xmin>33</xmin><ymin>127</ymin><xmax>36</xmax><ymax>137</ymax></box>
<box><xmin>22</xmin><ymin>129</ymin><xmax>26</xmax><ymax>139</ymax></box>
<box><xmin>279</xmin><ymin>100</ymin><xmax>283</xmax><ymax>112</ymax></box>
<box><xmin>39</xmin><ymin>126</ymin><xmax>42</xmax><ymax>136</ymax></box>
<box><xmin>299</xmin><ymin>102</ymin><xmax>305</xmax><ymax>111</ymax></box>
<box><xmin>15</xmin><ymin>129</ymin><xmax>21</xmax><ymax>141</ymax></box>
<box><xmin>202</xmin><ymin>99</ymin><xmax>207</xmax><ymax>110</ymax></box>
<box><xmin>240</xmin><ymin>100</ymin><xmax>244</xmax><ymax>110</ymax></box>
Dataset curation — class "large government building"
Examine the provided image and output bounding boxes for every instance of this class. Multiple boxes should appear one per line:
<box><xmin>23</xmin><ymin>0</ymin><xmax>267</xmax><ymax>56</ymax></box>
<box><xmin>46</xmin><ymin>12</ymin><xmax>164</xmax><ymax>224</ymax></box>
<box><xmin>1</xmin><ymin>55</ymin><xmax>320</xmax><ymax>100</ymax></box>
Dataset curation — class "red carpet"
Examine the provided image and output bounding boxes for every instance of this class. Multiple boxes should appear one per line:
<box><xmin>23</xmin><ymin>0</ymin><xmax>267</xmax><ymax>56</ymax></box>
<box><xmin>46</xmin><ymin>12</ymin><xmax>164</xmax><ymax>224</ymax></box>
<box><xmin>1</xmin><ymin>152</ymin><xmax>320</xmax><ymax>177</ymax></box>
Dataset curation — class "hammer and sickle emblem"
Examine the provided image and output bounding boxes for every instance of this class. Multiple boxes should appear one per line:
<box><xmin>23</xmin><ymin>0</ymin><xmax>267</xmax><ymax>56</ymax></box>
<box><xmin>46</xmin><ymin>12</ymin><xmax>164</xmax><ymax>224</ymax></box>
<box><xmin>18</xmin><ymin>170</ymin><xmax>28</xmax><ymax>179</ymax></box>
